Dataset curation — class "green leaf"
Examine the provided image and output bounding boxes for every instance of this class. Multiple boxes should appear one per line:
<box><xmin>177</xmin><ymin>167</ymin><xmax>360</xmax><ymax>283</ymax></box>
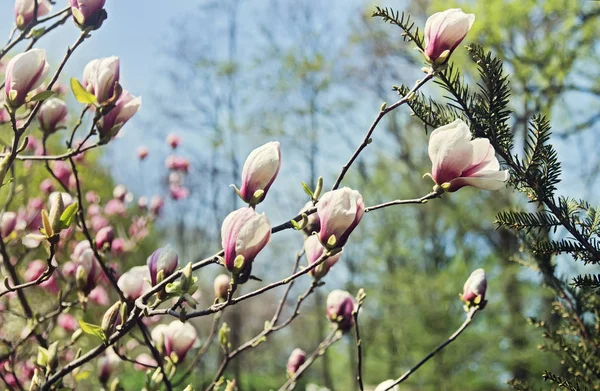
<box><xmin>29</xmin><ymin>27</ymin><xmax>46</xmax><ymax>38</ymax></box>
<box><xmin>78</xmin><ymin>319</ymin><xmax>106</xmax><ymax>343</ymax></box>
<box><xmin>301</xmin><ymin>182</ymin><xmax>314</xmax><ymax>198</ymax></box>
<box><xmin>59</xmin><ymin>202</ymin><xmax>79</xmax><ymax>229</ymax></box>
<box><xmin>70</xmin><ymin>78</ymin><xmax>97</xmax><ymax>105</ymax></box>
<box><xmin>29</xmin><ymin>90</ymin><xmax>55</xmax><ymax>102</ymax></box>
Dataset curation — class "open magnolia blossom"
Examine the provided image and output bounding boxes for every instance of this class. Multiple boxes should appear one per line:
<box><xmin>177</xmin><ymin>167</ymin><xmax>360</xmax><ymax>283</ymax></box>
<box><xmin>428</xmin><ymin>119</ymin><xmax>509</xmax><ymax>192</ymax></box>
<box><xmin>151</xmin><ymin>320</ymin><xmax>198</xmax><ymax>361</ymax></box>
<box><xmin>237</xmin><ymin>141</ymin><xmax>281</xmax><ymax>206</ymax></box>
<box><xmin>424</xmin><ymin>8</ymin><xmax>475</xmax><ymax>65</ymax></box>
<box><xmin>4</xmin><ymin>48</ymin><xmax>49</xmax><ymax>108</ymax></box>
<box><xmin>221</xmin><ymin>207</ymin><xmax>271</xmax><ymax>282</ymax></box>
<box><xmin>375</xmin><ymin>380</ymin><xmax>399</xmax><ymax>391</ymax></box>
<box><xmin>317</xmin><ymin>187</ymin><xmax>364</xmax><ymax>249</ymax></box>
<box><xmin>14</xmin><ymin>0</ymin><xmax>52</xmax><ymax>29</ymax></box>
<box><xmin>117</xmin><ymin>265</ymin><xmax>151</xmax><ymax>300</ymax></box>
<box><xmin>98</xmin><ymin>90</ymin><xmax>142</xmax><ymax>142</ymax></box>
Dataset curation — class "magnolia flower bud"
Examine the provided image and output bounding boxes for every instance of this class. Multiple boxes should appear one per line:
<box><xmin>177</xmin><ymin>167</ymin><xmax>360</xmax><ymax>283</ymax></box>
<box><xmin>150</xmin><ymin>196</ymin><xmax>164</xmax><ymax>215</ymax></box>
<box><xmin>152</xmin><ymin>321</ymin><xmax>198</xmax><ymax>361</ymax></box>
<box><xmin>137</xmin><ymin>146</ymin><xmax>149</xmax><ymax>160</ymax></box>
<box><xmin>428</xmin><ymin>119</ymin><xmax>509</xmax><ymax>192</ymax></box>
<box><xmin>1</xmin><ymin>211</ymin><xmax>17</xmax><ymax>237</ymax></box>
<box><xmin>38</xmin><ymin>98</ymin><xmax>68</xmax><ymax>134</ymax></box>
<box><xmin>167</xmin><ymin>133</ymin><xmax>180</xmax><ymax>149</ymax></box>
<box><xmin>95</xmin><ymin>226</ymin><xmax>114</xmax><ymax>250</ymax></box>
<box><xmin>326</xmin><ymin>290</ymin><xmax>356</xmax><ymax>332</ymax></box>
<box><xmin>461</xmin><ymin>268</ymin><xmax>487</xmax><ymax>307</ymax></box>
<box><xmin>47</xmin><ymin>192</ymin><xmax>65</xmax><ymax>236</ymax></box>
<box><xmin>305</xmin><ymin>235</ymin><xmax>342</xmax><ymax>279</ymax></box>
<box><xmin>14</xmin><ymin>0</ymin><xmax>51</xmax><ymax>29</ymax></box>
<box><xmin>147</xmin><ymin>246</ymin><xmax>178</xmax><ymax>286</ymax></box>
<box><xmin>424</xmin><ymin>9</ymin><xmax>475</xmax><ymax>65</ymax></box>
<box><xmin>101</xmin><ymin>301</ymin><xmax>122</xmax><ymax>337</ymax></box>
<box><xmin>70</xmin><ymin>0</ymin><xmax>107</xmax><ymax>30</ymax></box>
<box><xmin>238</xmin><ymin>141</ymin><xmax>281</xmax><ymax>206</ymax></box>
<box><xmin>286</xmin><ymin>348</ymin><xmax>306</xmax><ymax>376</ymax></box>
<box><xmin>98</xmin><ymin>349</ymin><xmax>119</xmax><ymax>385</ymax></box>
<box><xmin>317</xmin><ymin>187</ymin><xmax>364</xmax><ymax>249</ymax></box>
<box><xmin>5</xmin><ymin>49</ymin><xmax>49</xmax><ymax>108</ymax></box>
<box><xmin>300</xmin><ymin>201</ymin><xmax>320</xmax><ymax>235</ymax></box>
<box><xmin>117</xmin><ymin>266</ymin><xmax>151</xmax><ymax>300</ymax></box>
<box><xmin>82</xmin><ymin>56</ymin><xmax>119</xmax><ymax>104</ymax></box>
<box><xmin>221</xmin><ymin>207</ymin><xmax>271</xmax><ymax>283</ymax></box>
<box><xmin>213</xmin><ymin>274</ymin><xmax>231</xmax><ymax>300</ymax></box>
<box><xmin>375</xmin><ymin>380</ymin><xmax>399</xmax><ymax>391</ymax></box>
<box><xmin>97</xmin><ymin>90</ymin><xmax>142</xmax><ymax>143</ymax></box>
<box><xmin>76</xmin><ymin>248</ymin><xmax>101</xmax><ymax>295</ymax></box>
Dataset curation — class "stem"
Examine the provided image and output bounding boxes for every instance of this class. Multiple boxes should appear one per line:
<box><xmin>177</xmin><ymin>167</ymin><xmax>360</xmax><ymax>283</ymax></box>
<box><xmin>365</xmin><ymin>191</ymin><xmax>441</xmax><ymax>213</ymax></box>
<box><xmin>353</xmin><ymin>306</ymin><xmax>364</xmax><ymax>391</ymax></box>
<box><xmin>383</xmin><ymin>307</ymin><xmax>479</xmax><ymax>390</ymax></box>
<box><xmin>137</xmin><ymin>320</ymin><xmax>173</xmax><ymax>391</ymax></box>
<box><xmin>331</xmin><ymin>72</ymin><xmax>436</xmax><ymax>191</ymax></box>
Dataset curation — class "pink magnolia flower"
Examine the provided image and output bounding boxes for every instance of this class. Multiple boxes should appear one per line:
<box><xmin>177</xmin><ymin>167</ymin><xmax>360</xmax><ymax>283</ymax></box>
<box><xmin>82</xmin><ymin>55</ymin><xmax>118</xmax><ymax>104</ymax></box>
<box><xmin>117</xmin><ymin>266</ymin><xmax>151</xmax><ymax>300</ymax></box>
<box><xmin>286</xmin><ymin>348</ymin><xmax>306</xmax><ymax>376</ymax></box>
<box><xmin>113</xmin><ymin>185</ymin><xmax>127</xmax><ymax>201</ymax></box>
<box><xmin>97</xmin><ymin>348</ymin><xmax>119</xmax><ymax>384</ymax></box>
<box><xmin>461</xmin><ymin>268</ymin><xmax>487</xmax><ymax>306</ymax></box>
<box><xmin>137</xmin><ymin>146</ymin><xmax>149</xmax><ymax>160</ymax></box>
<box><xmin>152</xmin><ymin>321</ymin><xmax>197</xmax><ymax>361</ymax></box>
<box><xmin>76</xmin><ymin>249</ymin><xmax>102</xmax><ymax>295</ymax></box>
<box><xmin>111</xmin><ymin>238</ymin><xmax>126</xmax><ymax>254</ymax></box>
<box><xmin>299</xmin><ymin>201</ymin><xmax>320</xmax><ymax>235</ymax></box>
<box><xmin>238</xmin><ymin>141</ymin><xmax>281</xmax><ymax>205</ymax></box>
<box><xmin>165</xmin><ymin>155</ymin><xmax>190</xmax><ymax>172</ymax></box>
<box><xmin>69</xmin><ymin>0</ymin><xmax>106</xmax><ymax>28</ymax></box>
<box><xmin>57</xmin><ymin>313</ymin><xmax>78</xmax><ymax>332</ymax></box>
<box><xmin>104</xmin><ymin>199</ymin><xmax>126</xmax><ymax>216</ymax></box>
<box><xmin>133</xmin><ymin>353</ymin><xmax>157</xmax><ymax>371</ymax></box>
<box><xmin>14</xmin><ymin>0</ymin><xmax>52</xmax><ymax>29</ymax></box>
<box><xmin>86</xmin><ymin>191</ymin><xmax>100</xmax><ymax>204</ymax></box>
<box><xmin>317</xmin><ymin>187</ymin><xmax>364</xmax><ymax>249</ymax></box>
<box><xmin>25</xmin><ymin>259</ymin><xmax>58</xmax><ymax>293</ymax></box>
<box><xmin>89</xmin><ymin>285</ymin><xmax>109</xmax><ymax>306</ymax></box>
<box><xmin>91</xmin><ymin>215</ymin><xmax>109</xmax><ymax>232</ymax></box>
<box><xmin>95</xmin><ymin>226</ymin><xmax>114</xmax><ymax>250</ymax></box>
<box><xmin>146</xmin><ymin>246</ymin><xmax>178</xmax><ymax>286</ymax></box>
<box><xmin>149</xmin><ymin>196</ymin><xmax>164</xmax><ymax>215</ymax></box>
<box><xmin>213</xmin><ymin>274</ymin><xmax>231</xmax><ymax>300</ymax></box>
<box><xmin>166</xmin><ymin>133</ymin><xmax>181</xmax><ymax>149</ymax></box>
<box><xmin>51</xmin><ymin>161</ymin><xmax>71</xmax><ymax>187</ymax></box>
<box><xmin>38</xmin><ymin>97</ymin><xmax>68</xmax><ymax>134</ymax></box>
<box><xmin>428</xmin><ymin>119</ymin><xmax>509</xmax><ymax>192</ymax></box>
<box><xmin>1</xmin><ymin>211</ymin><xmax>18</xmax><ymax>237</ymax></box>
<box><xmin>221</xmin><ymin>207</ymin><xmax>271</xmax><ymax>282</ymax></box>
<box><xmin>305</xmin><ymin>235</ymin><xmax>342</xmax><ymax>279</ymax></box>
<box><xmin>98</xmin><ymin>90</ymin><xmax>142</xmax><ymax>142</ymax></box>
<box><xmin>40</xmin><ymin>179</ymin><xmax>55</xmax><ymax>194</ymax></box>
<box><xmin>326</xmin><ymin>290</ymin><xmax>356</xmax><ymax>332</ymax></box>
<box><xmin>4</xmin><ymin>49</ymin><xmax>49</xmax><ymax>108</ymax></box>
<box><xmin>170</xmin><ymin>185</ymin><xmax>190</xmax><ymax>200</ymax></box>
<box><xmin>424</xmin><ymin>9</ymin><xmax>475</xmax><ymax>65</ymax></box>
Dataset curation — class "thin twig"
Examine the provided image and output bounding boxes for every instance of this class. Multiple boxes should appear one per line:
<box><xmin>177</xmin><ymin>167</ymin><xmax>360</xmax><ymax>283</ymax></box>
<box><xmin>364</xmin><ymin>191</ymin><xmax>441</xmax><ymax>213</ymax></box>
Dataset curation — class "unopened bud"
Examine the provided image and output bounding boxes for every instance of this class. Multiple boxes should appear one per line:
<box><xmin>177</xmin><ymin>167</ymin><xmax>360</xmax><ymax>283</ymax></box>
<box><xmin>48</xmin><ymin>192</ymin><xmax>65</xmax><ymax>235</ymax></box>
<box><xmin>102</xmin><ymin>301</ymin><xmax>122</xmax><ymax>337</ymax></box>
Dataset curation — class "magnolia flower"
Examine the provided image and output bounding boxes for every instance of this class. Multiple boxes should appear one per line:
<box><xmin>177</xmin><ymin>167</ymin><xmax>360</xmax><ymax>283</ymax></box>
<box><xmin>221</xmin><ymin>207</ymin><xmax>271</xmax><ymax>283</ymax></box>
<box><xmin>14</xmin><ymin>0</ymin><xmax>52</xmax><ymax>29</ymax></box>
<box><xmin>133</xmin><ymin>353</ymin><xmax>157</xmax><ymax>371</ymax></box>
<box><xmin>166</xmin><ymin>133</ymin><xmax>181</xmax><ymax>149</ymax></box>
<box><xmin>97</xmin><ymin>90</ymin><xmax>142</xmax><ymax>142</ymax></box>
<box><xmin>461</xmin><ymin>268</ymin><xmax>487</xmax><ymax>307</ymax></box>
<box><xmin>375</xmin><ymin>380</ymin><xmax>399</xmax><ymax>391</ymax></box>
<box><xmin>98</xmin><ymin>349</ymin><xmax>119</xmax><ymax>385</ymax></box>
<box><xmin>4</xmin><ymin>49</ymin><xmax>49</xmax><ymax>108</ymax></box>
<box><xmin>82</xmin><ymin>56</ymin><xmax>119</xmax><ymax>104</ymax></box>
<box><xmin>57</xmin><ymin>313</ymin><xmax>78</xmax><ymax>332</ymax></box>
<box><xmin>95</xmin><ymin>226</ymin><xmax>114</xmax><ymax>250</ymax></box>
<box><xmin>317</xmin><ymin>187</ymin><xmax>364</xmax><ymax>249</ymax></box>
<box><xmin>38</xmin><ymin>97</ymin><xmax>68</xmax><ymax>134</ymax></box>
<box><xmin>76</xmin><ymin>248</ymin><xmax>102</xmax><ymax>295</ymax></box>
<box><xmin>152</xmin><ymin>321</ymin><xmax>197</xmax><ymax>361</ymax></box>
<box><xmin>118</xmin><ymin>266</ymin><xmax>151</xmax><ymax>300</ymax></box>
<box><xmin>424</xmin><ymin>9</ymin><xmax>475</xmax><ymax>65</ymax></box>
<box><xmin>238</xmin><ymin>141</ymin><xmax>281</xmax><ymax>205</ymax></box>
<box><xmin>147</xmin><ymin>246</ymin><xmax>178</xmax><ymax>286</ymax></box>
<box><xmin>150</xmin><ymin>196</ymin><xmax>164</xmax><ymax>215</ymax></box>
<box><xmin>305</xmin><ymin>235</ymin><xmax>342</xmax><ymax>279</ymax></box>
<box><xmin>69</xmin><ymin>0</ymin><xmax>107</xmax><ymax>29</ymax></box>
<box><xmin>213</xmin><ymin>274</ymin><xmax>231</xmax><ymax>299</ymax></box>
<box><xmin>286</xmin><ymin>348</ymin><xmax>306</xmax><ymax>376</ymax></box>
<box><xmin>1</xmin><ymin>212</ymin><xmax>18</xmax><ymax>237</ymax></box>
<box><xmin>428</xmin><ymin>119</ymin><xmax>509</xmax><ymax>192</ymax></box>
<box><xmin>25</xmin><ymin>259</ymin><xmax>58</xmax><ymax>293</ymax></box>
<box><xmin>326</xmin><ymin>290</ymin><xmax>356</xmax><ymax>332</ymax></box>
<box><xmin>137</xmin><ymin>146</ymin><xmax>149</xmax><ymax>160</ymax></box>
